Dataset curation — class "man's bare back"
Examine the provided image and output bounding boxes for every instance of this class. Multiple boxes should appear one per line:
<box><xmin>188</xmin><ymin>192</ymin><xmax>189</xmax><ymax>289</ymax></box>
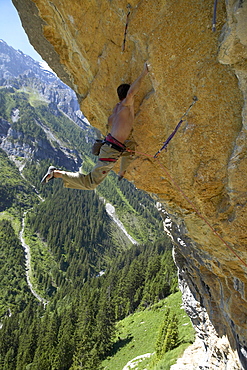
<box><xmin>108</xmin><ymin>100</ymin><xmax>135</xmax><ymax>143</ymax></box>
<box><xmin>108</xmin><ymin>62</ymin><xmax>149</xmax><ymax>144</ymax></box>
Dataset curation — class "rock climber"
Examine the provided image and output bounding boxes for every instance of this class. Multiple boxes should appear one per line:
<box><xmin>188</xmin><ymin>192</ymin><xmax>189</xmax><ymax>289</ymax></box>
<box><xmin>41</xmin><ymin>62</ymin><xmax>149</xmax><ymax>189</ymax></box>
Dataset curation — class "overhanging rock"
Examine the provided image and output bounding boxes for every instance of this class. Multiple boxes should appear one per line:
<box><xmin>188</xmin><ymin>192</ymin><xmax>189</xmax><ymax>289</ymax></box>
<box><xmin>13</xmin><ymin>0</ymin><xmax>247</xmax><ymax>368</ymax></box>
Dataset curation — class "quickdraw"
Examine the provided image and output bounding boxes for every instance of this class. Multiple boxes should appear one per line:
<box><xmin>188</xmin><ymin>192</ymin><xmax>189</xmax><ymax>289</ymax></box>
<box><xmin>154</xmin><ymin>96</ymin><xmax>198</xmax><ymax>158</ymax></box>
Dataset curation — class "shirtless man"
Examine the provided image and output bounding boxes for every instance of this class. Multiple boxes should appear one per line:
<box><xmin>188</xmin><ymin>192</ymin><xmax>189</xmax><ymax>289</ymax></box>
<box><xmin>41</xmin><ymin>62</ymin><xmax>149</xmax><ymax>189</ymax></box>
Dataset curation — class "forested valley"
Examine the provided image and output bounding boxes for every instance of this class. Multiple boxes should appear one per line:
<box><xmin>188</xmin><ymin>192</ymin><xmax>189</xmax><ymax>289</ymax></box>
<box><xmin>0</xmin><ymin>40</ymin><xmax>194</xmax><ymax>370</ymax></box>
<box><xmin>0</xmin><ymin>146</ymin><xmax>177</xmax><ymax>369</ymax></box>
<box><xmin>0</xmin><ymin>211</ymin><xmax>177</xmax><ymax>369</ymax></box>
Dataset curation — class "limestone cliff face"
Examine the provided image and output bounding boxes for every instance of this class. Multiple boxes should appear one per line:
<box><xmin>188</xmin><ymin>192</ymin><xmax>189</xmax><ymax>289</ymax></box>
<box><xmin>13</xmin><ymin>0</ymin><xmax>247</xmax><ymax>368</ymax></box>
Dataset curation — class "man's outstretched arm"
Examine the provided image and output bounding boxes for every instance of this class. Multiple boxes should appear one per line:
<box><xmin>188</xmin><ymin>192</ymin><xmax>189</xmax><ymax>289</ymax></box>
<box><xmin>124</xmin><ymin>63</ymin><xmax>149</xmax><ymax>105</ymax></box>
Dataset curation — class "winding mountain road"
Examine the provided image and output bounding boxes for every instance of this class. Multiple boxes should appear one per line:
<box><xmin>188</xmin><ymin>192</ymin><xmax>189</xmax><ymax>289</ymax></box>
<box><xmin>19</xmin><ymin>212</ymin><xmax>48</xmax><ymax>306</ymax></box>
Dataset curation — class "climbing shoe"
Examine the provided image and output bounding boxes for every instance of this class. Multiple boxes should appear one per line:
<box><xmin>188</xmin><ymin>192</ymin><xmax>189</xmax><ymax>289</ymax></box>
<box><xmin>41</xmin><ymin>166</ymin><xmax>57</xmax><ymax>184</ymax></box>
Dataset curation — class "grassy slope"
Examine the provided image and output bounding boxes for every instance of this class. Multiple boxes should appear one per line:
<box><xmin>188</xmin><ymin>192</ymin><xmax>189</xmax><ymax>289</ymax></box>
<box><xmin>96</xmin><ymin>173</ymin><xmax>164</xmax><ymax>244</ymax></box>
<box><xmin>0</xmin><ymin>149</ymin><xmax>38</xmax><ymax>219</ymax></box>
<box><xmin>102</xmin><ymin>291</ymin><xmax>195</xmax><ymax>370</ymax></box>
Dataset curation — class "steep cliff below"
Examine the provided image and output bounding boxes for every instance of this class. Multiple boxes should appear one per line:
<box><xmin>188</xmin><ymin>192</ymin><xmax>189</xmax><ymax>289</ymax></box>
<box><xmin>13</xmin><ymin>0</ymin><xmax>247</xmax><ymax>368</ymax></box>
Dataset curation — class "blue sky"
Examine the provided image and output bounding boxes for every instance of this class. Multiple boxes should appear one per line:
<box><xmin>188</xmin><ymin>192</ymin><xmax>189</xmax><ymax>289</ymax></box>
<box><xmin>0</xmin><ymin>0</ymin><xmax>42</xmax><ymax>61</ymax></box>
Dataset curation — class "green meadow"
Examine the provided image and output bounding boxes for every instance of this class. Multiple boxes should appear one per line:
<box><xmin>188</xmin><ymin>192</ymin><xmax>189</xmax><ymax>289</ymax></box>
<box><xmin>102</xmin><ymin>291</ymin><xmax>195</xmax><ymax>370</ymax></box>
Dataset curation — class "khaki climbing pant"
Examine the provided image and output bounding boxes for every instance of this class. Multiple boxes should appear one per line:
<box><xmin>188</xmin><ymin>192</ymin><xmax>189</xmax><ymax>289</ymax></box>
<box><xmin>60</xmin><ymin>139</ymin><xmax>136</xmax><ymax>190</ymax></box>
<box><xmin>119</xmin><ymin>138</ymin><xmax>136</xmax><ymax>175</ymax></box>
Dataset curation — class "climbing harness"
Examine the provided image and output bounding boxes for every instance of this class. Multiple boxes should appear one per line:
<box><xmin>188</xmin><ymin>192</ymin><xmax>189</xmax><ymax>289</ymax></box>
<box><xmin>122</xmin><ymin>4</ymin><xmax>131</xmax><ymax>52</ymax></box>
<box><xmin>212</xmin><ymin>0</ymin><xmax>218</xmax><ymax>32</ymax></box>
<box><xmin>92</xmin><ymin>134</ymin><xmax>127</xmax><ymax>156</ymax></box>
<box><xmin>154</xmin><ymin>96</ymin><xmax>198</xmax><ymax>158</ymax></box>
<box><xmin>104</xmin><ymin>133</ymin><xmax>127</xmax><ymax>152</ymax></box>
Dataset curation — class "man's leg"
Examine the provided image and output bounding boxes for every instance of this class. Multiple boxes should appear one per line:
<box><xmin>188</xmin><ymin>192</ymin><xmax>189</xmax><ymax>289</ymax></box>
<box><xmin>118</xmin><ymin>139</ymin><xmax>136</xmax><ymax>179</ymax></box>
<box><xmin>54</xmin><ymin>144</ymin><xmax>121</xmax><ymax>190</ymax></box>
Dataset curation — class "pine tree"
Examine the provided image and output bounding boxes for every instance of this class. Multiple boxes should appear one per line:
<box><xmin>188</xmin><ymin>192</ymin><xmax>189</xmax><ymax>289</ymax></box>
<box><xmin>52</xmin><ymin>311</ymin><xmax>76</xmax><ymax>370</ymax></box>
<box><xmin>168</xmin><ymin>313</ymin><xmax>179</xmax><ymax>351</ymax></box>
<box><xmin>155</xmin><ymin>308</ymin><xmax>171</xmax><ymax>360</ymax></box>
<box><xmin>155</xmin><ymin>309</ymin><xmax>179</xmax><ymax>361</ymax></box>
<box><xmin>95</xmin><ymin>293</ymin><xmax>116</xmax><ymax>358</ymax></box>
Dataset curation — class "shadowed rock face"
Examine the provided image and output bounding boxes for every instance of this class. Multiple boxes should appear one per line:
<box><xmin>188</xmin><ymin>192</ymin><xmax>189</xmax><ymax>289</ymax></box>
<box><xmin>13</xmin><ymin>0</ymin><xmax>247</xmax><ymax>368</ymax></box>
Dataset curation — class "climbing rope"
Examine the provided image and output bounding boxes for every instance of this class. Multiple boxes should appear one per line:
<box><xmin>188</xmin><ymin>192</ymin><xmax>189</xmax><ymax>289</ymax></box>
<box><xmin>154</xmin><ymin>96</ymin><xmax>198</xmax><ymax>158</ymax></box>
<box><xmin>212</xmin><ymin>0</ymin><xmax>218</xmax><ymax>32</ymax></box>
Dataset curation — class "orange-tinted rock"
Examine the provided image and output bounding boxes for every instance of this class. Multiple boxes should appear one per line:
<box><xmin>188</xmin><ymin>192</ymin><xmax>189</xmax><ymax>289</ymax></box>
<box><xmin>13</xmin><ymin>0</ymin><xmax>247</xmax><ymax>368</ymax></box>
